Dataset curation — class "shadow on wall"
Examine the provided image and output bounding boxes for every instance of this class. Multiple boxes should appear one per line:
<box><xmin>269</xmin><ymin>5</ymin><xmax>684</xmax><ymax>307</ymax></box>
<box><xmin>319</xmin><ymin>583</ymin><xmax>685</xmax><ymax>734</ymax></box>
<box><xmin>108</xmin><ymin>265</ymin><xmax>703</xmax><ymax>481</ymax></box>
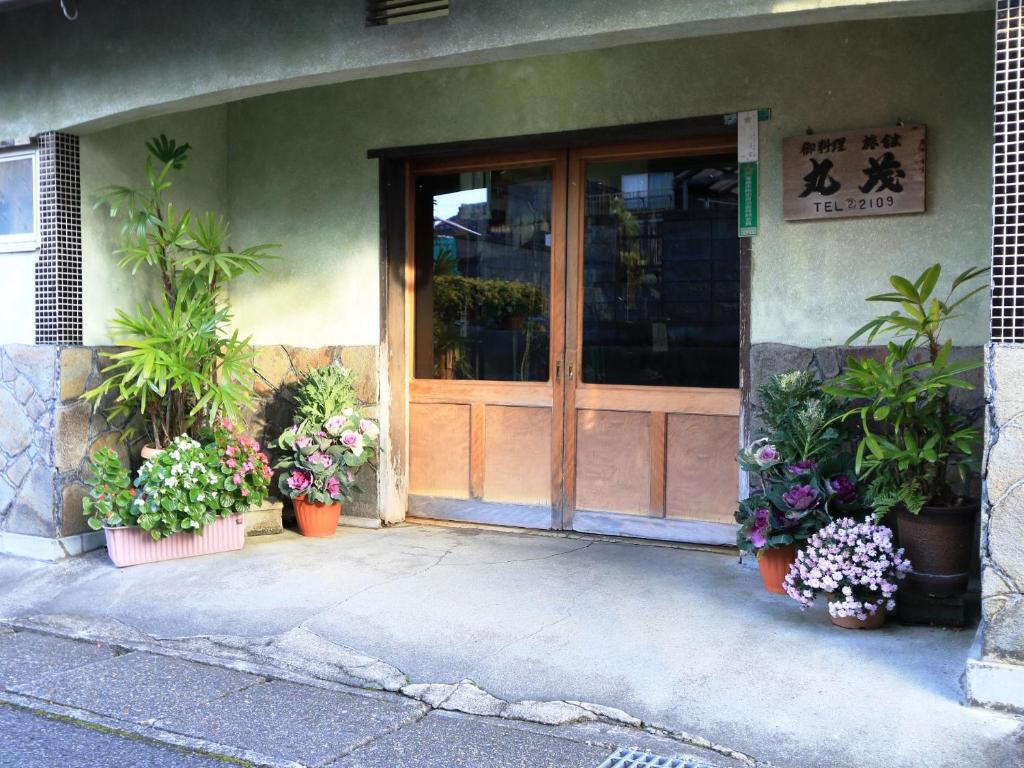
<box><xmin>250</xmin><ymin>344</ymin><xmax>380</xmax><ymax>520</ymax></box>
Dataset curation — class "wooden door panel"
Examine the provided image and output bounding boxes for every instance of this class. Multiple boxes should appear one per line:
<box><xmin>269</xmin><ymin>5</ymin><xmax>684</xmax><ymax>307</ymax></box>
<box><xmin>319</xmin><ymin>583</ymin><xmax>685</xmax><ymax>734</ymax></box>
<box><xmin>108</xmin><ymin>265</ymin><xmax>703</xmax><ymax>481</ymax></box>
<box><xmin>665</xmin><ymin>413</ymin><xmax>740</xmax><ymax>523</ymax></box>
<box><xmin>483</xmin><ymin>405</ymin><xmax>552</xmax><ymax>505</ymax></box>
<box><xmin>574</xmin><ymin>410</ymin><xmax>650</xmax><ymax>515</ymax></box>
<box><xmin>409</xmin><ymin>403</ymin><xmax>471</xmax><ymax>498</ymax></box>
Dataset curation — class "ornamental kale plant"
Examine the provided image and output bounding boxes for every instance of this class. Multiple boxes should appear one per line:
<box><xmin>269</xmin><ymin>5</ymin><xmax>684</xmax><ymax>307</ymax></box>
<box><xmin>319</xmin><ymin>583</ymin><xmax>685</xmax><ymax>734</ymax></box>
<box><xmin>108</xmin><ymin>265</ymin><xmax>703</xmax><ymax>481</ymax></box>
<box><xmin>735</xmin><ymin>371</ymin><xmax>859</xmax><ymax>554</ymax></box>
<box><xmin>294</xmin><ymin>364</ymin><xmax>360</xmax><ymax>433</ymax></box>
<box><xmin>275</xmin><ymin>411</ymin><xmax>379</xmax><ymax>505</ymax></box>
<box><xmin>784</xmin><ymin>517</ymin><xmax>911</xmax><ymax>621</ymax></box>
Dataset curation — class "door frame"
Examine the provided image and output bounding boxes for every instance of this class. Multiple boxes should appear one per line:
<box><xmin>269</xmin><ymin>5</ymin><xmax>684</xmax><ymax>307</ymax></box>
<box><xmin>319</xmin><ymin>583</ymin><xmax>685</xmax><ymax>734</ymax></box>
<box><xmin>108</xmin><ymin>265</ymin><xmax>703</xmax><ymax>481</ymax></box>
<box><xmin>376</xmin><ymin>122</ymin><xmax>752</xmax><ymax>535</ymax></box>
<box><xmin>562</xmin><ymin>137</ymin><xmax>746</xmax><ymax>541</ymax></box>
<box><xmin>405</xmin><ymin>150</ymin><xmax>568</xmax><ymax>526</ymax></box>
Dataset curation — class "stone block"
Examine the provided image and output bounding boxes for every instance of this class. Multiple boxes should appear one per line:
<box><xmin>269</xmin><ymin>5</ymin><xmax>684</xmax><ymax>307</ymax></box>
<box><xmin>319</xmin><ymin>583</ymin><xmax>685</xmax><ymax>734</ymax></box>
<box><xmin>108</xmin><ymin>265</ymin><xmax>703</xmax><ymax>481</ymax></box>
<box><xmin>341</xmin><ymin>345</ymin><xmax>379</xmax><ymax>404</ymax></box>
<box><xmin>983</xmin><ymin>594</ymin><xmax>1024</xmax><ymax>661</ymax></box>
<box><xmin>243</xmin><ymin>499</ymin><xmax>284</xmax><ymax>536</ymax></box>
<box><xmin>6</xmin><ymin>344</ymin><xmax>56</xmax><ymax>398</ymax></box>
<box><xmin>14</xmin><ymin>376</ymin><xmax>33</xmax><ymax>404</ymax></box>
<box><xmin>25</xmin><ymin>393</ymin><xmax>47</xmax><ymax>421</ymax></box>
<box><xmin>988</xmin><ymin>483</ymin><xmax>1024</xmax><ymax>593</ymax></box>
<box><xmin>60</xmin><ymin>482</ymin><xmax>90</xmax><ymax>536</ymax></box>
<box><xmin>86</xmin><ymin>430</ymin><xmax>130</xmax><ymax>467</ymax></box>
<box><xmin>989</xmin><ymin>344</ymin><xmax>1024</xmax><ymax>428</ymax></box>
<box><xmin>59</xmin><ymin>346</ymin><xmax>93</xmax><ymax>402</ymax></box>
<box><xmin>985</xmin><ymin>417</ymin><xmax>1024</xmax><ymax>505</ymax></box>
<box><xmin>4</xmin><ymin>463</ymin><xmax>55</xmax><ymax>537</ymax></box>
<box><xmin>253</xmin><ymin>345</ymin><xmax>293</xmax><ymax>395</ymax></box>
<box><xmin>55</xmin><ymin>400</ymin><xmax>92</xmax><ymax>471</ymax></box>
<box><xmin>0</xmin><ymin>353</ymin><xmax>16</xmax><ymax>382</ymax></box>
<box><xmin>284</xmin><ymin>346</ymin><xmax>331</xmax><ymax>377</ymax></box>
<box><xmin>0</xmin><ymin>387</ymin><xmax>34</xmax><ymax>456</ymax></box>
<box><xmin>0</xmin><ymin>476</ymin><xmax>15</xmax><ymax>515</ymax></box>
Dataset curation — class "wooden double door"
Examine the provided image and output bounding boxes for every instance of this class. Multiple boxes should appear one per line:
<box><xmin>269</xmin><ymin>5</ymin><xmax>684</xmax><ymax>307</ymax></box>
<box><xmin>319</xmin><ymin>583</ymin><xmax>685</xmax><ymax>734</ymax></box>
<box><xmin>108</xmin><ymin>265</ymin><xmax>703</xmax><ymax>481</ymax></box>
<box><xmin>406</xmin><ymin>138</ymin><xmax>742</xmax><ymax>545</ymax></box>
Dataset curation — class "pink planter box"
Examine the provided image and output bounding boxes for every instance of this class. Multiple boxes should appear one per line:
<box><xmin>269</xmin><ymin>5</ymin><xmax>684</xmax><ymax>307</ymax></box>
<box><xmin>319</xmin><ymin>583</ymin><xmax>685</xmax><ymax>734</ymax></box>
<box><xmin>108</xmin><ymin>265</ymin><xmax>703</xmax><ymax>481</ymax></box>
<box><xmin>103</xmin><ymin>514</ymin><xmax>245</xmax><ymax>567</ymax></box>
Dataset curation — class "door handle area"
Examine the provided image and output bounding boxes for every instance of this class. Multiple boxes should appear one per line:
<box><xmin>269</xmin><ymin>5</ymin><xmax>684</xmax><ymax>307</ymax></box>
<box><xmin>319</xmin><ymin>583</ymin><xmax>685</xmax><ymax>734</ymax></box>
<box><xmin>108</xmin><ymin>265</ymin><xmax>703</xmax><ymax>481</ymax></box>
<box><xmin>555</xmin><ymin>360</ymin><xmax>562</xmax><ymax>382</ymax></box>
<box><xmin>568</xmin><ymin>363</ymin><xmax>575</xmax><ymax>380</ymax></box>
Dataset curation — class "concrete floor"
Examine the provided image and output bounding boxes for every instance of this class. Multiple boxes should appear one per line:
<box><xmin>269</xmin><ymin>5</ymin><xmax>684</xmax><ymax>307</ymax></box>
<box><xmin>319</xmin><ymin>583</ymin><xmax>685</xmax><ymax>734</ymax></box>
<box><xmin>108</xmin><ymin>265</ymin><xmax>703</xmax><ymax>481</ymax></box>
<box><xmin>1</xmin><ymin>523</ymin><xmax>1021</xmax><ymax>768</ymax></box>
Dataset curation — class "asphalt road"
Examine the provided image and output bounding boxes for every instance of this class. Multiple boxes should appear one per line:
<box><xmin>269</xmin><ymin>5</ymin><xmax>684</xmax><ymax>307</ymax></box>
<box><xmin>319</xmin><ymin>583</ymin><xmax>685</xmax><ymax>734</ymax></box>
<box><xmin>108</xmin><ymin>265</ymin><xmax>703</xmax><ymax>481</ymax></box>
<box><xmin>0</xmin><ymin>705</ymin><xmax>231</xmax><ymax>768</ymax></box>
<box><xmin>0</xmin><ymin>627</ymin><xmax>709</xmax><ymax>768</ymax></box>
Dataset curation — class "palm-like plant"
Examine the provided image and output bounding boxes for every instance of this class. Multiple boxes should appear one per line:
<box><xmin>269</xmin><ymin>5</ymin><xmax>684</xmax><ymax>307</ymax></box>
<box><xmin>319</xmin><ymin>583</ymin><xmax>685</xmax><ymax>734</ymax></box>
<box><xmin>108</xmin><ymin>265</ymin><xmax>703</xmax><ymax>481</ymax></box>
<box><xmin>84</xmin><ymin>136</ymin><xmax>275</xmax><ymax>447</ymax></box>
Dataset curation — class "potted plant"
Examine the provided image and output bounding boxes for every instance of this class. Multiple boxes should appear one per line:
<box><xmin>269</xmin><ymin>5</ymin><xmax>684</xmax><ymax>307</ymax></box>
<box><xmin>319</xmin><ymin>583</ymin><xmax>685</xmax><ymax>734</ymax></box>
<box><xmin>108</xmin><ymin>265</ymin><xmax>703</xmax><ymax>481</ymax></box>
<box><xmin>84</xmin><ymin>135</ymin><xmax>274</xmax><ymax>453</ymax></box>
<box><xmin>275</xmin><ymin>413</ymin><xmax>379</xmax><ymax>536</ymax></box>
<box><xmin>275</xmin><ymin>363</ymin><xmax>379</xmax><ymax>537</ymax></box>
<box><xmin>825</xmin><ymin>264</ymin><xmax>988</xmax><ymax>597</ymax></box>
<box><xmin>83</xmin><ymin>423</ymin><xmax>272</xmax><ymax>567</ymax></box>
<box><xmin>784</xmin><ymin>517</ymin><xmax>911</xmax><ymax>629</ymax></box>
<box><xmin>736</xmin><ymin>371</ymin><xmax>857</xmax><ymax>593</ymax></box>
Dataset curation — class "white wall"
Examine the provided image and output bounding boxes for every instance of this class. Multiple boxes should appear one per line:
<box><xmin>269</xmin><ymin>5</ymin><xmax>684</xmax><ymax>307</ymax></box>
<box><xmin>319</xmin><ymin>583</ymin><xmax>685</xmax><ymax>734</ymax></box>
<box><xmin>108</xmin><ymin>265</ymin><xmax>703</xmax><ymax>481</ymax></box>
<box><xmin>0</xmin><ymin>251</ymin><xmax>36</xmax><ymax>344</ymax></box>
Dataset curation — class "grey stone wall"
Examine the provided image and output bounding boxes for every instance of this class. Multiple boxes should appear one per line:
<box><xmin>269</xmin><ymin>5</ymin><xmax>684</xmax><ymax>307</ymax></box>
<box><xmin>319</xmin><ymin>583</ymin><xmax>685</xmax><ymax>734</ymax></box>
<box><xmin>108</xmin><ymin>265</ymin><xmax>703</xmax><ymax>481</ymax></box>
<box><xmin>748</xmin><ymin>343</ymin><xmax>986</xmax><ymax>441</ymax></box>
<box><xmin>0</xmin><ymin>345</ymin><xmax>58</xmax><ymax>537</ymax></box>
<box><xmin>55</xmin><ymin>347</ymin><xmax>143</xmax><ymax>537</ymax></box>
<box><xmin>251</xmin><ymin>344</ymin><xmax>380</xmax><ymax>521</ymax></box>
<box><xmin>980</xmin><ymin>343</ymin><xmax>1024</xmax><ymax>663</ymax></box>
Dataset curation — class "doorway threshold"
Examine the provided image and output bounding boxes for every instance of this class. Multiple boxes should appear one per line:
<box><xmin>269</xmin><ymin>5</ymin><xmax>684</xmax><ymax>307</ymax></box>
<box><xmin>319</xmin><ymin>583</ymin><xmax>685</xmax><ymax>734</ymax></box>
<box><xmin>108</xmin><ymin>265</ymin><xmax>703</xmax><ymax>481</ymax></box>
<box><xmin>407</xmin><ymin>496</ymin><xmax>553</xmax><ymax>530</ymax></box>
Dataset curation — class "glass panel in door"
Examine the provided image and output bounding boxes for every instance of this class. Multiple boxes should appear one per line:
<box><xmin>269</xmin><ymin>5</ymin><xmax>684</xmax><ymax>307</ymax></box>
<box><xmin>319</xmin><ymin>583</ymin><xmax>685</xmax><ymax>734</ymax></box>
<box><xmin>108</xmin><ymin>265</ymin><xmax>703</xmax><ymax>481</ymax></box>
<box><xmin>569</xmin><ymin>149</ymin><xmax>742</xmax><ymax>538</ymax></box>
<box><xmin>408</xmin><ymin>159</ymin><xmax>563</xmax><ymax>527</ymax></box>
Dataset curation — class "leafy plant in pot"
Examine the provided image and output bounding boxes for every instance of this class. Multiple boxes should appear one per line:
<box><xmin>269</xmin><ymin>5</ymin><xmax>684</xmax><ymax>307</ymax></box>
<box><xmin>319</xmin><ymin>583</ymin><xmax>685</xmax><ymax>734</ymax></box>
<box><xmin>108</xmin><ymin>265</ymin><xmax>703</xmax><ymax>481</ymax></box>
<box><xmin>82</xmin><ymin>422</ymin><xmax>272</xmax><ymax>566</ymax></box>
<box><xmin>275</xmin><ymin>364</ymin><xmax>380</xmax><ymax>537</ymax></box>
<box><xmin>735</xmin><ymin>371</ymin><xmax>860</xmax><ymax>593</ymax></box>
<box><xmin>825</xmin><ymin>263</ymin><xmax>988</xmax><ymax>597</ymax></box>
<box><xmin>84</xmin><ymin>135</ymin><xmax>274</xmax><ymax>453</ymax></box>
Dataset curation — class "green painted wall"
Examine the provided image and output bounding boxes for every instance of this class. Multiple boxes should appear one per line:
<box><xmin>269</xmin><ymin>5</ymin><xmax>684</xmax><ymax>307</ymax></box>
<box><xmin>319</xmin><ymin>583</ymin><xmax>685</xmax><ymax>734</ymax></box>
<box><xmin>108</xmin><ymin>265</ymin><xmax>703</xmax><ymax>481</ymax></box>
<box><xmin>81</xmin><ymin>108</ymin><xmax>229</xmax><ymax>345</ymax></box>
<box><xmin>82</xmin><ymin>12</ymin><xmax>994</xmax><ymax>349</ymax></box>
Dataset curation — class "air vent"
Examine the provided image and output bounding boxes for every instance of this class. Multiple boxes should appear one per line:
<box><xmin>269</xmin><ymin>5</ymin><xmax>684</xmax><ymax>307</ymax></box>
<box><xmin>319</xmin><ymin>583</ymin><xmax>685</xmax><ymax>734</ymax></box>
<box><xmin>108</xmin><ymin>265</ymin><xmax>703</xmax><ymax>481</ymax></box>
<box><xmin>366</xmin><ymin>0</ymin><xmax>449</xmax><ymax>26</ymax></box>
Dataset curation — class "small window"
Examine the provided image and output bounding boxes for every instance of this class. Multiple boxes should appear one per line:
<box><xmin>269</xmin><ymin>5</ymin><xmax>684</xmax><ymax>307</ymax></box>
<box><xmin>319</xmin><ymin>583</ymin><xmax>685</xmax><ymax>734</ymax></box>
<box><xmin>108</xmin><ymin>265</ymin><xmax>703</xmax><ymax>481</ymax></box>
<box><xmin>366</xmin><ymin>0</ymin><xmax>449</xmax><ymax>26</ymax></box>
<box><xmin>0</xmin><ymin>149</ymin><xmax>38</xmax><ymax>252</ymax></box>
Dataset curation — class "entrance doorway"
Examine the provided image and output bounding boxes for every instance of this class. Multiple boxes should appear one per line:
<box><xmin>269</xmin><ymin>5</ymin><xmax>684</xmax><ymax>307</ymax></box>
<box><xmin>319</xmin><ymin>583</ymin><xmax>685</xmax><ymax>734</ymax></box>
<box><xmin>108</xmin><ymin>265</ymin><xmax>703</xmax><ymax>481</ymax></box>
<box><xmin>405</xmin><ymin>138</ymin><xmax>742</xmax><ymax>545</ymax></box>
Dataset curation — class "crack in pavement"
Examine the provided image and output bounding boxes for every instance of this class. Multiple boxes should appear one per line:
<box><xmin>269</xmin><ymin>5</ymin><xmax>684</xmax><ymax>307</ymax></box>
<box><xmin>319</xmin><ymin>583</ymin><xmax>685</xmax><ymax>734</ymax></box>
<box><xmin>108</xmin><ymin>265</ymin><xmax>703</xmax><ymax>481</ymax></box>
<box><xmin>4</xmin><ymin>616</ymin><xmax>760</xmax><ymax>767</ymax></box>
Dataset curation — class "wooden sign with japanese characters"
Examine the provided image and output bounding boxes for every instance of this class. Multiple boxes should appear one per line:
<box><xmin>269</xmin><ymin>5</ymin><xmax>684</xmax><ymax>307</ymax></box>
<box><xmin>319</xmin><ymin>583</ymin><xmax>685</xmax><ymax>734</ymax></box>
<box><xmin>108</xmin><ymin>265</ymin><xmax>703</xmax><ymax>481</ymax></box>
<box><xmin>783</xmin><ymin>124</ymin><xmax>926</xmax><ymax>221</ymax></box>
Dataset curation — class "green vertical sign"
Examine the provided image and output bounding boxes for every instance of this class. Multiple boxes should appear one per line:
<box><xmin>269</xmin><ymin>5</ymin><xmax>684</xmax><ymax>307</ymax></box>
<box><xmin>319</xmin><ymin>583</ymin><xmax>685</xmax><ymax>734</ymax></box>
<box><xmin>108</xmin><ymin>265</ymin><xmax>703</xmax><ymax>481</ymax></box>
<box><xmin>738</xmin><ymin>161</ymin><xmax>758</xmax><ymax>237</ymax></box>
<box><xmin>737</xmin><ymin>109</ymin><xmax>759</xmax><ymax>237</ymax></box>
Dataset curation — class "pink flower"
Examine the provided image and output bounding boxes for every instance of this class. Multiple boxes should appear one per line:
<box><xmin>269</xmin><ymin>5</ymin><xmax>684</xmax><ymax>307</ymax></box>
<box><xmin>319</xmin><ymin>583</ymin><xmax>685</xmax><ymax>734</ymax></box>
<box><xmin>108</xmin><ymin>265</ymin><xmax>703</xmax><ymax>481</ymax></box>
<box><xmin>295</xmin><ymin>436</ymin><xmax>312</xmax><ymax>449</ymax></box>
<box><xmin>309</xmin><ymin>452</ymin><xmax>333</xmax><ymax>468</ymax></box>
<box><xmin>240</xmin><ymin>488</ymin><xmax>249</xmax><ymax>497</ymax></box>
<box><xmin>359</xmin><ymin>419</ymin><xmax>379</xmax><ymax>439</ymax></box>
<box><xmin>326</xmin><ymin>476</ymin><xmax>341</xmax><ymax>497</ymax></box>
<box><xmin>339</xmin><ymin>430</ymin><xmax>364</xmax><ymax>456</ymax></box>
<box><xmin>232</xmin><ymin>473</ymin><xmax>242</xmax><ymax>485</ymax></box>
<box><xmin>286</xmin><ymin>470</ymin><xmax>312</xmax><ymax>492</ymax></box>
<box><xmin>225</xmin><ymin>445</ymin><xmax>236</xmax><ymax>457</ymax></box>
<box><xmin>227</xmin><ymin>459</ymin><xmax>237</xmax><ymax>469</ymax></box>
<box><xmin>324</xmin><ymin>415</ymin><xmax>347</xmax><ymax>436</ymax></box>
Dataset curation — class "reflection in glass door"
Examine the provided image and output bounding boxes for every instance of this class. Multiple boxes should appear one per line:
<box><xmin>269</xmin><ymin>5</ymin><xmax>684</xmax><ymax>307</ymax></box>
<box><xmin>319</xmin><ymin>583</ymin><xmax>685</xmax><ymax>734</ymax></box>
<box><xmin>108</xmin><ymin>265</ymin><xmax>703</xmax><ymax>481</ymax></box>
<box><xmin>406</xmin><ymin>154</ymin><xmax>565</xmax><ymax>529</ymax></box>
<box><xmin>565</xmin><ymin>142</ymin><xmax>743</xmax><ymax>545</ymax></box>
<box><xmin>413</xmin><ymin>166</ymin><xmax>553</xmax><ymax>382</ymax></box>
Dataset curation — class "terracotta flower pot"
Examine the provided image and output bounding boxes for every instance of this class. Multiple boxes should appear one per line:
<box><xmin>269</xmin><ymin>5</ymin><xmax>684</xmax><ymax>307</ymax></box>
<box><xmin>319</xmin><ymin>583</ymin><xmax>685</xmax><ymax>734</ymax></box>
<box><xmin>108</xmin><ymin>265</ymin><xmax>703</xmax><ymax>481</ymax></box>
<box><xmin>897</xmin><ymin>503</ymin><xmax>978</xmax><ymax>597</ymax></box>
<box><xmin>827</xmin><ymin>595</ymin><xmax>887</xmax><ymax>630</ymax></box>
<box><xmin>293</xmin><ymin>496</ymin><xmax>342</xmax><ymax>537</ymax></box>
<box><xmin>758</xmin><ymin>545</ymin><xmax>797</xmax><ymax>595</ymax></box>
<box><xmin>104</xmin><ymin>514</ymin><xmax>244</xmax><ymax>568</ymax></box>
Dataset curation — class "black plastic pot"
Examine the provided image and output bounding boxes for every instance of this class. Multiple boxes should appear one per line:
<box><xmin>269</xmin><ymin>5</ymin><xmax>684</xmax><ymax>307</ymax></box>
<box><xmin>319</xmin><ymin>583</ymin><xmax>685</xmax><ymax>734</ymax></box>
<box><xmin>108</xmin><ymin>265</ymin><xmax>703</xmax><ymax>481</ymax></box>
<box><xmin>896</xmin><ymin>503</ymin><xmax>978</xmax><ymax>597</ymax></box>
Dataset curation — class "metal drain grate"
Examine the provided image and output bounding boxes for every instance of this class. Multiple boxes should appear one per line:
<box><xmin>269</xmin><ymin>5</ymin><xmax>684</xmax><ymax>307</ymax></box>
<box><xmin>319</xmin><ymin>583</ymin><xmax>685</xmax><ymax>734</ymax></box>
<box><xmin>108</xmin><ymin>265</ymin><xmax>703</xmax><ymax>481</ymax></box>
<box><xmin>596</xmin><ymin>748</ymin><xmax>713</xmax><ymax>768</ymax></box>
